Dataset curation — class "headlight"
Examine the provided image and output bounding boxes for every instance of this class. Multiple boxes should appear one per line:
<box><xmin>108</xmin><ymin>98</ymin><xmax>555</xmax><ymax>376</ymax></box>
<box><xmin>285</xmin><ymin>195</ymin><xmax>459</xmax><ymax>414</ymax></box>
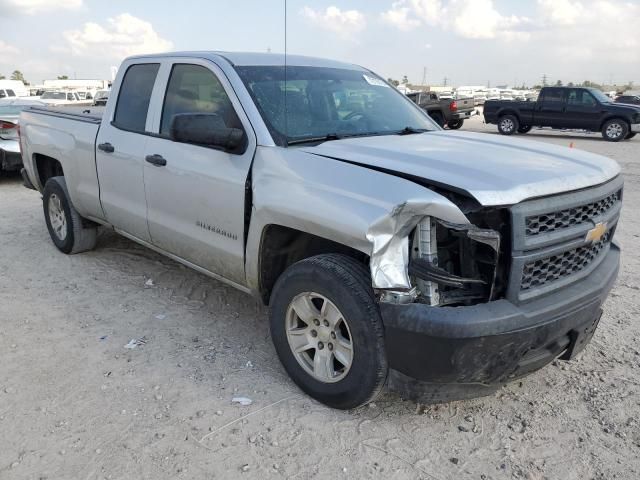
<box><xmin>410</xmin><ymin>218</ymin><xmax>501</xmax><ymax>306</ymax></box>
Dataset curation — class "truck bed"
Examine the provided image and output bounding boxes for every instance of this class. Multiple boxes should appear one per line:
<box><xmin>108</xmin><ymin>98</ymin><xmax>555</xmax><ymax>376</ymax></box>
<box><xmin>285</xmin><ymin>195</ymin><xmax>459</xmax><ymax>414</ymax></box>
<box><xmin>27</xmin><ymin>106</ymin><xmax>104</xmax><ymax>123</ymax></box>
<box><xmin>20</xmin><ymin>106</ymin><xmax>104</xmax><ymax>221</ymax></box>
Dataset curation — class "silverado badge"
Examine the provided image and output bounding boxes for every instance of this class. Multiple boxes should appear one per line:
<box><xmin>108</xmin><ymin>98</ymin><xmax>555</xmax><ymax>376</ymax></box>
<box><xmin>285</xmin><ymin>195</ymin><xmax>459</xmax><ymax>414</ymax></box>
<box><xmin>585</xmin><ymin>222</ymin><xmax>607</xmax><ymax>243</ymax></box>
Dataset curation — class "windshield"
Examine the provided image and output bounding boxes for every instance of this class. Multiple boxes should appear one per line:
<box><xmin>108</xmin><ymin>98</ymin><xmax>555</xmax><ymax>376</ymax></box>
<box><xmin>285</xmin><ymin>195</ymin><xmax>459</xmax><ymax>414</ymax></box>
<box><xmin>41</xmin><ymin>92</ymin><xmax>67</xmax><ymax>100</ymax></box>
<box><xmin>235</xmin><ymin>65</ymin><xmax>436</xmax><ymax>146</ymax></box>
<box><xmin>589</xmin><ymin>89</ymin><xmax>612</xmax><ymax>103</ymax></box>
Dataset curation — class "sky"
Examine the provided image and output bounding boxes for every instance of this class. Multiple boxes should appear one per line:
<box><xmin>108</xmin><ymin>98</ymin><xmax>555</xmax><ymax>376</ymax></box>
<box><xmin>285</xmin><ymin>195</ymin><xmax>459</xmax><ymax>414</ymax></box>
<box><xmin>0</xmin><ymin>0</ymin><xmax>639</xmax><ymax>87</ymax></box>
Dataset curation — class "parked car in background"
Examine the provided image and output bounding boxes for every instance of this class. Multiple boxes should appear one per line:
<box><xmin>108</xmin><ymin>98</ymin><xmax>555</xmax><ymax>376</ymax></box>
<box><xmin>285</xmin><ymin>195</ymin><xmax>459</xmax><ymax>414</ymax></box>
<box><xmin>0</xmin><ymin>80</ymin><xmax>29</xmax><ymax>97</ymax></box>
<box><xmin>0</xmin><ymin>98</ymin><xmax>47</xmax><ymax>172</ymax></box>
<box><xmin>615</xmin><ymin>95</ymin><xmax>640</xmax><ymax>105</ymax></box>
<box><xmin>93</xmin><ymin>90</ymin><xmax>109</xmax><ymax>106</ymax></box>
<box><xmin>39</xmin><ymin>90</ymin><xmax>85</xmax><ymax>106</ymax></box>
<box><xmin>499</xmin><ymin>90</ymin><xmax>514</xmax><ymax>101</ymax></box>
<box><xmin>20</xmin><ymin>52</ymin><xmax>622</xmax><ymax>409</ymax></box>
<box><xmin>407</xmin><ymin>91</ymin><xmax>476</xmax><ymax>129</ymax></box>
<box><xmin>484</xmin><ymin>86</ymin><xmax>640</xmax><ymax>141</ymax></box>
<box><xmin>0</xmin><ymin>89</ymin><xmax>17</xmax><ymax>100</ymax></box>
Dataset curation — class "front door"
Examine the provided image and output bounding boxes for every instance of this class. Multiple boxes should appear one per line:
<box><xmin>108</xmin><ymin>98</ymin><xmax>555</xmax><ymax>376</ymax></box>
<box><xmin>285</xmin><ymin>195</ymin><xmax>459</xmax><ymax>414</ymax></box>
<box><xmin>95</xmin><ymin>62</ymin><xmax>161</xmax><ymax>242</ymax></box>
<box><xmin>142</xmin><ymin>60</ymin><xmax>256</xmax><ymax>285</ymax></box>
<box><xmin>564</xmin><ymin>88</ymin><xmax>601</xmax><ymax>130</ymax></box>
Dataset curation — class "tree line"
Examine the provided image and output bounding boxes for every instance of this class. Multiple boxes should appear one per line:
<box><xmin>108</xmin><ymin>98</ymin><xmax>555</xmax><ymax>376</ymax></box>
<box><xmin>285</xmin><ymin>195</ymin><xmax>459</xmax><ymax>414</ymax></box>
<box><xmin>0</xmin><ymin>71</ymin><xmax>69</xmax><ymax>84</ymax></box>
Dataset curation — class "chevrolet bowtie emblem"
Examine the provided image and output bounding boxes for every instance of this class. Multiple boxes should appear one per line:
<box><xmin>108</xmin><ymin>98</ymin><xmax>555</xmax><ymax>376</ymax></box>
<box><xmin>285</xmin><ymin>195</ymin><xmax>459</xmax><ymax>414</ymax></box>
<box><xmin>585</xmin><ymin>222</ymin><xmax>607</xmax><ymax>243</ymax></box>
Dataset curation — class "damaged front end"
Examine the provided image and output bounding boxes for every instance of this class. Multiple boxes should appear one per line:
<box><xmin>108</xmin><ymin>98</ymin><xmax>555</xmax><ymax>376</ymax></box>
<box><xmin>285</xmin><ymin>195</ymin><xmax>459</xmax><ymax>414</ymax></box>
<box><xmin>368</xmin><ymin>202</ymin><xmax>510</xmax><ymax>307</ymax></box>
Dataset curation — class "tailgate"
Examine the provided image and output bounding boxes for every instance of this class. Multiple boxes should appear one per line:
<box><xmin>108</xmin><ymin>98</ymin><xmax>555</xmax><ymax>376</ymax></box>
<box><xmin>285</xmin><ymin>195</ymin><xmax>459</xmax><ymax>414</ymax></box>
<box><xmin>456</xmin><ymin>97</ymin><xmax>475</xmax><ymax>111</ymax></box>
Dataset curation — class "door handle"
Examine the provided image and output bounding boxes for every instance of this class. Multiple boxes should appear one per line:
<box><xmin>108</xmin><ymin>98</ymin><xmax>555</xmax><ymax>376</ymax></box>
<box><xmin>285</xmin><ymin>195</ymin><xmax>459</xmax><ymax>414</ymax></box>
<box><xmin>145</xmin><ymin>154</ymin><xmax>167</xmax><ymax>167</ymax></box>
<box><xmin>98</xmin><ymin>142</ymin><xmax>114</xmax><ymax>153</ymax></box>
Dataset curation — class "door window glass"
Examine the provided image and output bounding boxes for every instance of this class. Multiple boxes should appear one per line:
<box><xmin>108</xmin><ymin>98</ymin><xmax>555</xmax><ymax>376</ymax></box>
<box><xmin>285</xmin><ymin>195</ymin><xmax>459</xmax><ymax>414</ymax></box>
<box><xmin>160</xmin><ymin>64</ymin><xmax>241</xmax><ymax>136</ymax></box>
<box><xmin>113</xmin><ymin>63</ymin><xmax>160</xmax><ymax>133</ymax></box>
<box><xmin>541</xmin><ymin>88</ymin><xmax>564</xmax><ymax>104</ymax></box>
<box><xmin>567</xmin><ymin>89</ymin><xmax>596</xmax><ymax>107</ymax></box>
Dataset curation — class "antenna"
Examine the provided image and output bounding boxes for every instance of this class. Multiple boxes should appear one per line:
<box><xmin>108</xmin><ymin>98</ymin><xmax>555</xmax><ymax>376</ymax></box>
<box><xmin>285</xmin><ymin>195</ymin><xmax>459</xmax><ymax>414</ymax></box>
<box><xmin>284</xmin><ymin>0</ymin><xmax>288</xmax><ymax>147</ymax></box>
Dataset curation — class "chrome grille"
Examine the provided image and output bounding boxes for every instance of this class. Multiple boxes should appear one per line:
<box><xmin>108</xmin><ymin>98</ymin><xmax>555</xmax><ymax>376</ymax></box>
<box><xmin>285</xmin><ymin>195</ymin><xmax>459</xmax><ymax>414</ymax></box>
<box><xmin>520</xmin><ymin>231</ymin><xmax>612</xmax><ymax>291</ymax></box>
<box><xmin>525</xmin><ymin>190</ymin><xmax>621</xmax><ymax>236</ymax></box>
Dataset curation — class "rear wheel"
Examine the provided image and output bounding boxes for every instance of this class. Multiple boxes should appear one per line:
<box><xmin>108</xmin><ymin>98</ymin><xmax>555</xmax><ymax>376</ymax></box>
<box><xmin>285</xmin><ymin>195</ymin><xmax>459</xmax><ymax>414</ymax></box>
<box><xmin>429</xmin><ymin>112</ymin><xmax>445</xmax><ymax>128</ymax></box>
<box><xmin>626</xmin><ymin>132</ymin><xmax>636</xmax><ymax>140</ymax></box>
<box><xmin>43</xmin><ymin>176</ymin><xmax>97</xmax><ymax>254</ymax></box>
<box><xmin>518</xmin><ymin>125</ymin><xmax>532</xmax><ymax>134</ymax></box>
<box><xmin>497</xmin><ymin>115</ymin><xmax>519</xmax><ymax>135</ymax></box>
<box><xmin>447</xmin><ymin>119</ymin><xmax>464</xmax><ymax>130</ymax></box>
<box><xmin>601</xmin><ymin>119</ymin><xmax>629</xmax><ymax>142</ymax></box>
<box><xmin>269</xmin><ymin>254</ymin><xmax>387</xmax><ymax>409</ymax></box>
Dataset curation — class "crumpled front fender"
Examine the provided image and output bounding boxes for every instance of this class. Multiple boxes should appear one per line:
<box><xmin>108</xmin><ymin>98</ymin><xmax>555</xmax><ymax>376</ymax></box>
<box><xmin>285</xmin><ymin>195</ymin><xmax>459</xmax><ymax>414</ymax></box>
<box><xmin>367</xmin><ymin>199</ymin><xmax>470</xmax><ymax>290</ymax></box>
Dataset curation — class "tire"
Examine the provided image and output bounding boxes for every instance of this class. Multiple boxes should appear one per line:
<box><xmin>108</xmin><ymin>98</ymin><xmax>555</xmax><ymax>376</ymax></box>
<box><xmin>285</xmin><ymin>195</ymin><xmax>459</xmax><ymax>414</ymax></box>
<box><xmin>601</xmin><ymin>119</ymin><xmax>629</xmax><ymax>142</ymax></box>
<box><xmin>517</xmin><ymin>125</ymin><xmax>532</xmax><ymax>134</ymax></box>
<box><xmin>269</xmin><ymin>254</ymin><xmax>387</xmax><ymax>409</ymax></box>
<box><xmin>429</xmin><ymin>112</ymin><xmax>445</xmax><ymax>128</ymax></box>
<box><xmin>626</xmin><ymin>132</ymin><xmax>636</xmax><ymax>140</ymax></box>
<box><xmin>43</xmin><ymin>176</ymin><xmax>97</xmax><ymax>254</ymax></box>
<box><xmin>497</xmin><ymin>115</ymin><xmax>519</xmax><ymax>135</ymax></box>
<box><xmin>447</xmin><ymin>119</ymin><xmax>464</xmax><ymax>130</ymax></box>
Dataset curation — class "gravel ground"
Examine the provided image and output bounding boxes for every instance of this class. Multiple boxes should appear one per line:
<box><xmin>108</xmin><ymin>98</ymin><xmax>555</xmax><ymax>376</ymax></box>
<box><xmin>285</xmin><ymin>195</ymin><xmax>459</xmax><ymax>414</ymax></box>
<box><xmin>1</xmin><ymin>116</ymin><xmax>639</xmax><ymax>480</ymax></box>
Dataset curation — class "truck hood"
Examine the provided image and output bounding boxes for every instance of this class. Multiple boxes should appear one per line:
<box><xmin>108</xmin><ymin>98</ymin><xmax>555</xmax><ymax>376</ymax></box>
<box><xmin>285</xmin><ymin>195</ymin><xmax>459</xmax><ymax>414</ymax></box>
<box><xmin>300</xmin><ymin>131</ymin><xmax>620</xmax><ymax>206</ymax></box>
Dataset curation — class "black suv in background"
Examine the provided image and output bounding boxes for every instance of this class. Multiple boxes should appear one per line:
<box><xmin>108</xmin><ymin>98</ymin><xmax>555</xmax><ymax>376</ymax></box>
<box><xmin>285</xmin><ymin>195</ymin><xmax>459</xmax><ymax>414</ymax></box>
<box><xmin>615</xmin><ymin>94</ymin><xmax>640</xmax><ymax>105</ymax></box>
<box><xmin>484</xmin><ymin>86</ymin><xmax>640</xmax><ymax>141</ymax></box>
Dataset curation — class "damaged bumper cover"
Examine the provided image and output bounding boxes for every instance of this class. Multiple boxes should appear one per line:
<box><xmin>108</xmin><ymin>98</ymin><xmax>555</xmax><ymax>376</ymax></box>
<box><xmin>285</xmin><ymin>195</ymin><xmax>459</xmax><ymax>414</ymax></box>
<box><xmin>379</xmin><ymin>242</ymin><xmax>619</xmax><ymax>403</ymax></box>
<box><xmin>366</xmin><ymin>200</ymin><xmax>470</xmax><ymax>291</ymax></box>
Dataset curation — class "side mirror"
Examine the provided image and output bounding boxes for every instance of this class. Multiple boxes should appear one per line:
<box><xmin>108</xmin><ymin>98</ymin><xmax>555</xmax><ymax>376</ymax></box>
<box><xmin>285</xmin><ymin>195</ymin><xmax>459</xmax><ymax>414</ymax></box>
<box><xmin>170</xmin><ymin>113</ymin><xmax>245</xmax><ymax>153</ymax></box>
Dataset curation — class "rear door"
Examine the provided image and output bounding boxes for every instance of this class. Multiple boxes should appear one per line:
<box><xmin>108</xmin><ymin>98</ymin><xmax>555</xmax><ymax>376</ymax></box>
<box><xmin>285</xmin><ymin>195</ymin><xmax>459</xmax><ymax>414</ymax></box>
<box><xmin>95</xmin><ymin>62</ymin><xmax>161</xmax><ymax>242</ymax></box>
<box><xmin>141</xmin><ymin>59</ymin><xmax>257</xmax><ymax>285</ymax></box>
<box><xmin>535</xmin><ymin>88</ymin><xmax>565</xmax><ymax>127</ymax></box>
<box><xmin>564</xmin><ymin>88</ymin><xmax>600</xmax><ymax>129</ymax></box>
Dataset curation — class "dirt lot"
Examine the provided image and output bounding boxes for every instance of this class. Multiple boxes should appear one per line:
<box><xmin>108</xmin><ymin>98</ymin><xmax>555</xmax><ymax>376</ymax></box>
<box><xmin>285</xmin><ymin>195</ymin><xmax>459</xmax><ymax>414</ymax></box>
<box><xmin>1</xmin><ymin>117</ymin><xmax>639</xmax><ymax>480</ymax></box>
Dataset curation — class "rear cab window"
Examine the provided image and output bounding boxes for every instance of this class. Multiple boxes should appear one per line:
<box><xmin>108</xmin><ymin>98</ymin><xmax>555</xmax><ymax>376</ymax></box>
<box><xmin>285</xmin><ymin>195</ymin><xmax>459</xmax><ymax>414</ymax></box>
<box><xmin>113</xmin><ymin>63</ymin><xmax>160</xmax><ymax>133</ymax></box>
<box><xmin>7</xmin><ymin>89</ymin><xmax>16</xmax><ymax>97</ymax></box>
<box><xmin>540</xmin><ymin>88</ymin><xmax>564</xmax><ymax>105</ymax></box>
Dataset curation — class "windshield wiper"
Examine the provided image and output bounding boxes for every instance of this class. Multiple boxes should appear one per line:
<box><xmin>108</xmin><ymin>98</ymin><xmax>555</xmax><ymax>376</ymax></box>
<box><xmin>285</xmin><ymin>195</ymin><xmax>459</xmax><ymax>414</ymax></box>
<box><xmin>287</xmin><ymin>133</ymin><xmax>342</xmax><ymax>146</ymax></box>
<box><xmin>396</xmin><ymin>126</ymin><xmax>429</xmax><ymax>135</ymax></box>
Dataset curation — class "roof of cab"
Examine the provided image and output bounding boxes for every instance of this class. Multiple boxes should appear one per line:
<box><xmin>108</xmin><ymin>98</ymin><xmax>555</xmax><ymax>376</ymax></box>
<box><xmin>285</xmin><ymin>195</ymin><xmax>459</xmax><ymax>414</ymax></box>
<box><xmin>125</xmin><ymin>51</ymin><xmax>367</xmax><ymax>71</ymax></box>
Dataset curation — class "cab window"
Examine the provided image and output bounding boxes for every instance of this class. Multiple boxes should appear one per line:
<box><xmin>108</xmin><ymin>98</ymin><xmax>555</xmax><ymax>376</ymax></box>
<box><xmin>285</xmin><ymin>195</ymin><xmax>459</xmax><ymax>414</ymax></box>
<box><xmin>567</xmin><ymin>89</ymin><xmax>596</xmax><ymax>107</ymax></box>
<box><xmin>541</xmin><ymin>88</ymin><xmax>564</xmax><ymax>104</ymax></box>
<box><xmin>113</xmin><ymin>63</ymin><xmax>160</xmax><ymax>133</ymax></box>
<box><xmin>160</xmin><ymin>64</ymin><xmax>242</xmax><ymax>137</ymax></box>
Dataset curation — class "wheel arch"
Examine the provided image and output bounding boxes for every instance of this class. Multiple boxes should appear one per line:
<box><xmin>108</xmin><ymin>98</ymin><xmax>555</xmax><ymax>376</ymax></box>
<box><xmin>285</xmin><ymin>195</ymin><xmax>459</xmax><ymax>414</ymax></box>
<box><xmin>600</xmin><ymin>115</ymin><xmax>631</xmax><ymax>131</ymax></box>
<box><xmin>33</xmin><ymin>153</ymin><xmax>64</xmax><ymax>191</ymax></box>
<box><xmin>256</xmin><ymin>225</ymin><xmax>368</xmax><ymax>305</ymax></box>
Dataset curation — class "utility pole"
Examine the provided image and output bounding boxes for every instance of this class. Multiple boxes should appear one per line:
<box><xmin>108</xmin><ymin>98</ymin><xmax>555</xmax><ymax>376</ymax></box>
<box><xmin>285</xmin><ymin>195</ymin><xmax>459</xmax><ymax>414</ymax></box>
<box><xmin>443</xmin><ymin>77</ymin><xmax>448</xmax><ymax>87</ymax></box>
<box><xmin>421</xmin><ymin>66</ymin><xmax>427</xmax><ymax>86</ymax></box>
<box><xmin>541</xmin><ymin>74</ymin><xmax>548</xmax><ymax>87</ymax></box>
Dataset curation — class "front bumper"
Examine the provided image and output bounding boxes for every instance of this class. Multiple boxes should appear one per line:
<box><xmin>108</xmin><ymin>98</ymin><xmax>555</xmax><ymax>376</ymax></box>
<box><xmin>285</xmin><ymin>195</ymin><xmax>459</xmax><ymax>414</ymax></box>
<box><xmin>631</xmin><ymin>123</ymin><xmax>640</xmax><ymax>133</ymax></box>
<box><xmin>379</xmin><ymin>243</ymin><xmax>619</xmax><ymax>403</ymax></box>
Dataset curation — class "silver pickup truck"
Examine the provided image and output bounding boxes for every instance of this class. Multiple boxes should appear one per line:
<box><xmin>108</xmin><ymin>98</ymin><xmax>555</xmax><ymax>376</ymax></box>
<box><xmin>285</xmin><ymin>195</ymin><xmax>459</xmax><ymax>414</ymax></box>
<box><xmin>19</xmin><ymin>52</ymin><xmax>622</xmax><ymax>409</ymax></box>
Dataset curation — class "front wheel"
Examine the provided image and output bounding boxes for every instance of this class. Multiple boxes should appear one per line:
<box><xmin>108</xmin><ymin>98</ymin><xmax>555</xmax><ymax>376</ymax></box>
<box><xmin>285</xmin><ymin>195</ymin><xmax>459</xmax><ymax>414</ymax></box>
<box><xmin>497</xmin><ymin>115</ymin><xmax>519</xmax><ymax>135</ymax></box>
<box><xmin>43</xmin><ymin>176</ymin><xmax>97</xmax><ymax>254</ymax></box>
<box><xmin>269</xmin><ymin>254</ymin><xmax>387</xmax><ymax>409</ymax></box>
<box><xmin>447</xmin><ymin>119</ymin><xmax>464</xmax><ymax>129</ymax></box>
<box><xmin>601</xmin><ymin>119</ymin><xmax>629</xmax><ymax>142</ymax></box>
